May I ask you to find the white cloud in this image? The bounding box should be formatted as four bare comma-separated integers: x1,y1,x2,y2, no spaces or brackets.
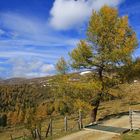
0,13,79,79
0,37,79,48
50,0,90,30
0,12,79,46
0,67,6,72
0,29,5,35
0,51,56,59
0,13,42,36
41,64,55,73
8,57,55,78
49,0,124,30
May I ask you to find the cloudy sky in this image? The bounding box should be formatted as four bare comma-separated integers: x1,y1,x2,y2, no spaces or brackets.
0,0,140,78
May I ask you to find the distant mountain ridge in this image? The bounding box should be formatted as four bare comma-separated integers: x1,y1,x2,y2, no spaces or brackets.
0,77,27,85
0,70,93,85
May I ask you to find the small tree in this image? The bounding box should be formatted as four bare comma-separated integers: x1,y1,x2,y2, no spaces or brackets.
69,6,138,123
56,57,68,74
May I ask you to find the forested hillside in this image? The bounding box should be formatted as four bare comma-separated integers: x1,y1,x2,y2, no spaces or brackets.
0,70,122,126
0,73,94,125
0,69,137,127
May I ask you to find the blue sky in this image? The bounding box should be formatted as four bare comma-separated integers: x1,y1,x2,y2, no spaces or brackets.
0,0,140,79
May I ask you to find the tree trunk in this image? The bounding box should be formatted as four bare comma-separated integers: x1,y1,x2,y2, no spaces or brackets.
90,67,103,123
90,102,100,123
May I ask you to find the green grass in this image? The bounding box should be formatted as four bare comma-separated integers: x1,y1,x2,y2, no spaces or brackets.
121,131,140,140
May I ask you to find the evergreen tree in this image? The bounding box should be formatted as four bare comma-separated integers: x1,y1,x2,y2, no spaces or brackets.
56,57,68,74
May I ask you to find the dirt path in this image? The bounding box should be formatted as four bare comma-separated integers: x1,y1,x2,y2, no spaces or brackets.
57,115,130,140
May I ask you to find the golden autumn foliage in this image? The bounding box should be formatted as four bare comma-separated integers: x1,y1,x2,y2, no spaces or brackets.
70,6,138,93
56,57,68,74
69,6,138,122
